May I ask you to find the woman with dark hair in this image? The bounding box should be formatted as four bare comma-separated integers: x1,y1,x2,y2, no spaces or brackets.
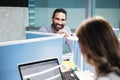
75,16,120,80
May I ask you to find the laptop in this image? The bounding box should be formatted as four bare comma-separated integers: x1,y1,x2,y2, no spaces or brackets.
18,58,79,80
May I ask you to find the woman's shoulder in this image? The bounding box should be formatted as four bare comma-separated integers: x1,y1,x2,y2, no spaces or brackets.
97,72,120,80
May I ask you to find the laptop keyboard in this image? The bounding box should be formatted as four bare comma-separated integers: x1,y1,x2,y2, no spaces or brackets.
62,69,79,80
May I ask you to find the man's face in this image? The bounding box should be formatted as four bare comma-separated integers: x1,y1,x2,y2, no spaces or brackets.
52,12,66,31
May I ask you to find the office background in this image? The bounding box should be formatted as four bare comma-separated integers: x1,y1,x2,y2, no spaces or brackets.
0,0,120,80
0,0,120,42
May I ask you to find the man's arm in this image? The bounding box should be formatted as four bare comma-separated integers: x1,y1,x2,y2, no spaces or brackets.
57,29,71,37
57,26,73,37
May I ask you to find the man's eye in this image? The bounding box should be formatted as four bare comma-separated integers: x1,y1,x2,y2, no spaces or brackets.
55,18,59,20
61,19,65,21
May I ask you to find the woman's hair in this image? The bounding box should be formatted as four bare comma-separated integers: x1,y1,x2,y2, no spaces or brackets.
76,16,120,76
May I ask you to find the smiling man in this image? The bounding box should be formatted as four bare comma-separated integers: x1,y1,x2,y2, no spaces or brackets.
39,8,73,54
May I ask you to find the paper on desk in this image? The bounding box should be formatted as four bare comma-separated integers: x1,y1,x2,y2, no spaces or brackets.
75,70,95,80
62,61,76,69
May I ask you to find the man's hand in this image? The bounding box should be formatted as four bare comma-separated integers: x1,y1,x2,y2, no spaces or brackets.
57,29,71,37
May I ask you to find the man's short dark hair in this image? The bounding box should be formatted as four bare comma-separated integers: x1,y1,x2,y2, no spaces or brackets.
52,8,67,19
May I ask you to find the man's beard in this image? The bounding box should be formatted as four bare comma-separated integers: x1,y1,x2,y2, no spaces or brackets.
52,23,64,31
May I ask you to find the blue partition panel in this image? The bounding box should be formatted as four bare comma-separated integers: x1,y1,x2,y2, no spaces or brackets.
72,37,94,72
0,33,63,80
26,33,54,39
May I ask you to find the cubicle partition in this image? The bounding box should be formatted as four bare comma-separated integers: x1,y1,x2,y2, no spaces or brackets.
72,38,94,72
0,32,63,80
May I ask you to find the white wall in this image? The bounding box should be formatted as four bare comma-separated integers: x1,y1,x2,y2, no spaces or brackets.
0,7,28,42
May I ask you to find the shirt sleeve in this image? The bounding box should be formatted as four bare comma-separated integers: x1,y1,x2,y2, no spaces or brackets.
39,26,53,33
39,27,48,32
97,76,111,80
64,26,73,35
64,26,73,53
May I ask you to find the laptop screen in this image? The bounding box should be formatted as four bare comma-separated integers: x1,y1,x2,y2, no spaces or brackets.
18,58,63,80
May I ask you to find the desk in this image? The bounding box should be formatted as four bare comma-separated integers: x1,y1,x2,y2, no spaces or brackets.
61,61,95,80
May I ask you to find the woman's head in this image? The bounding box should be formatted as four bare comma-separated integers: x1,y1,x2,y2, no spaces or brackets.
76,16,120,76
